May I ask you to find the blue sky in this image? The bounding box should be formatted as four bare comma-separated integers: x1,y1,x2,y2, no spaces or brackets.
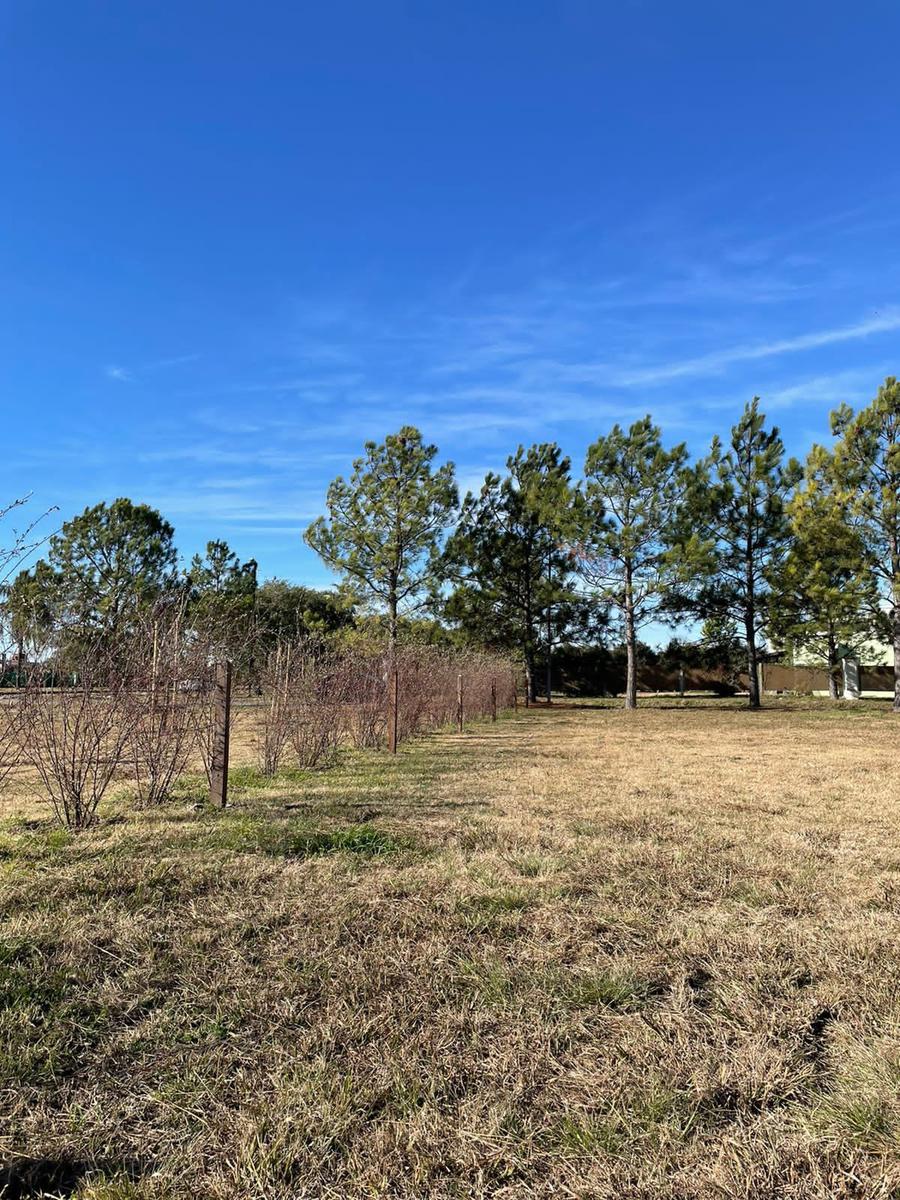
3,1,900,588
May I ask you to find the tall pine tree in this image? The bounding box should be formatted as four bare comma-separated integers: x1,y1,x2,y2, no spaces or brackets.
441,443,588,702
677,400,799,708
768,444,879,697
578,417,693,709
830,376,900,711
305,427,457,659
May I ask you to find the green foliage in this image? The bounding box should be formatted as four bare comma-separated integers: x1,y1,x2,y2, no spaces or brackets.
186,539,258,665
17,499,179,657
561,969,649,1011
674,399,800,707
340,612,462,651
579,417,693,707
442,443,596,696
696,617,746,688
188,539,257,599
830,376,900,708
2,560,59,661
305,426,457,648
255,578,355,646
768,444,880,693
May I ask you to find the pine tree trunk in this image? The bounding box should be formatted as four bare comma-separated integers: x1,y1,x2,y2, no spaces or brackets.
745,539,760,708
545,553,553,704
624,629,637,709
624,564,637,710
745,611,760,709
387,574,399,664
827,634,842,700
524,654,535,706
892,582,900,714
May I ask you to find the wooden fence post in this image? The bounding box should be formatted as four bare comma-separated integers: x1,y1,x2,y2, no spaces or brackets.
456,673,463,733
490,678,497,722
209,661,232,809
387,664,399,754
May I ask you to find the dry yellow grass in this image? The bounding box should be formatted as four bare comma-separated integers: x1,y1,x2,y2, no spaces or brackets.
2,698,899,1198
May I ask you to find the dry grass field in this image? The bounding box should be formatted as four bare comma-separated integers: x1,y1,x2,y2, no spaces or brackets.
2,698,900,1199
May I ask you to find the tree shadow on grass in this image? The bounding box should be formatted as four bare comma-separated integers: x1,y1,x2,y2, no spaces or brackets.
0,1157,143,1198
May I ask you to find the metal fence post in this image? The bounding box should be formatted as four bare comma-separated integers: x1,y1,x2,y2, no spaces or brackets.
210,661,232,809
456,673,463,733
490,678,497,722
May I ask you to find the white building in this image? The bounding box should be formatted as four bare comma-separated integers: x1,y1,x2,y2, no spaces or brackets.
792,637,894,699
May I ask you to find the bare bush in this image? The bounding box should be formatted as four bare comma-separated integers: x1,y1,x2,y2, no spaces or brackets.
259,641,296,775
258,638,347,772
22,652,136,829
193,668,222,789
255,638,518,769
0,695,23,796
289,640,344,769
337,646,386,749
124,617,204,805
392,645,517,739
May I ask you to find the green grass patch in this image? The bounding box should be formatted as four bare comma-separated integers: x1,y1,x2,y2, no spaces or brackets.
558,968,651,1012
811,1095,899,1152
217,816,410,859
545,1086,696,1159
458,889,534,915
0,937,66,1014
548,1114,626,1156
0,936,111,1085
0,824,72,862
228,764,317,791
455,957,514,1006
507,852,557,878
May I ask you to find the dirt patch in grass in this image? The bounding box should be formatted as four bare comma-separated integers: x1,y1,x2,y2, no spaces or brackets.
1,698,899,1197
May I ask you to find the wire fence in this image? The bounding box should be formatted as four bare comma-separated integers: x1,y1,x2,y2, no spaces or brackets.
0,630,520,828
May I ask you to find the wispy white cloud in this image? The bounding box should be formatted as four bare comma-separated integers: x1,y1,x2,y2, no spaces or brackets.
615,309,900,387
141,485,321,524
103,353,199,383
760,367,885,412
105,364,132,382
47,185,900,593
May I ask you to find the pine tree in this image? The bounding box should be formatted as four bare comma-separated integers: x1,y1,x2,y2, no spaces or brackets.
830,377,900,711
37,499,178,657
677,399,800,709
187,539,259,671
305,427,457,659
578,417,693,709
768,445,879,697
441,443,588,702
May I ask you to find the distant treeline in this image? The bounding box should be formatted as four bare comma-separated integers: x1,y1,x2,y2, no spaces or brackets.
2,375,899,710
